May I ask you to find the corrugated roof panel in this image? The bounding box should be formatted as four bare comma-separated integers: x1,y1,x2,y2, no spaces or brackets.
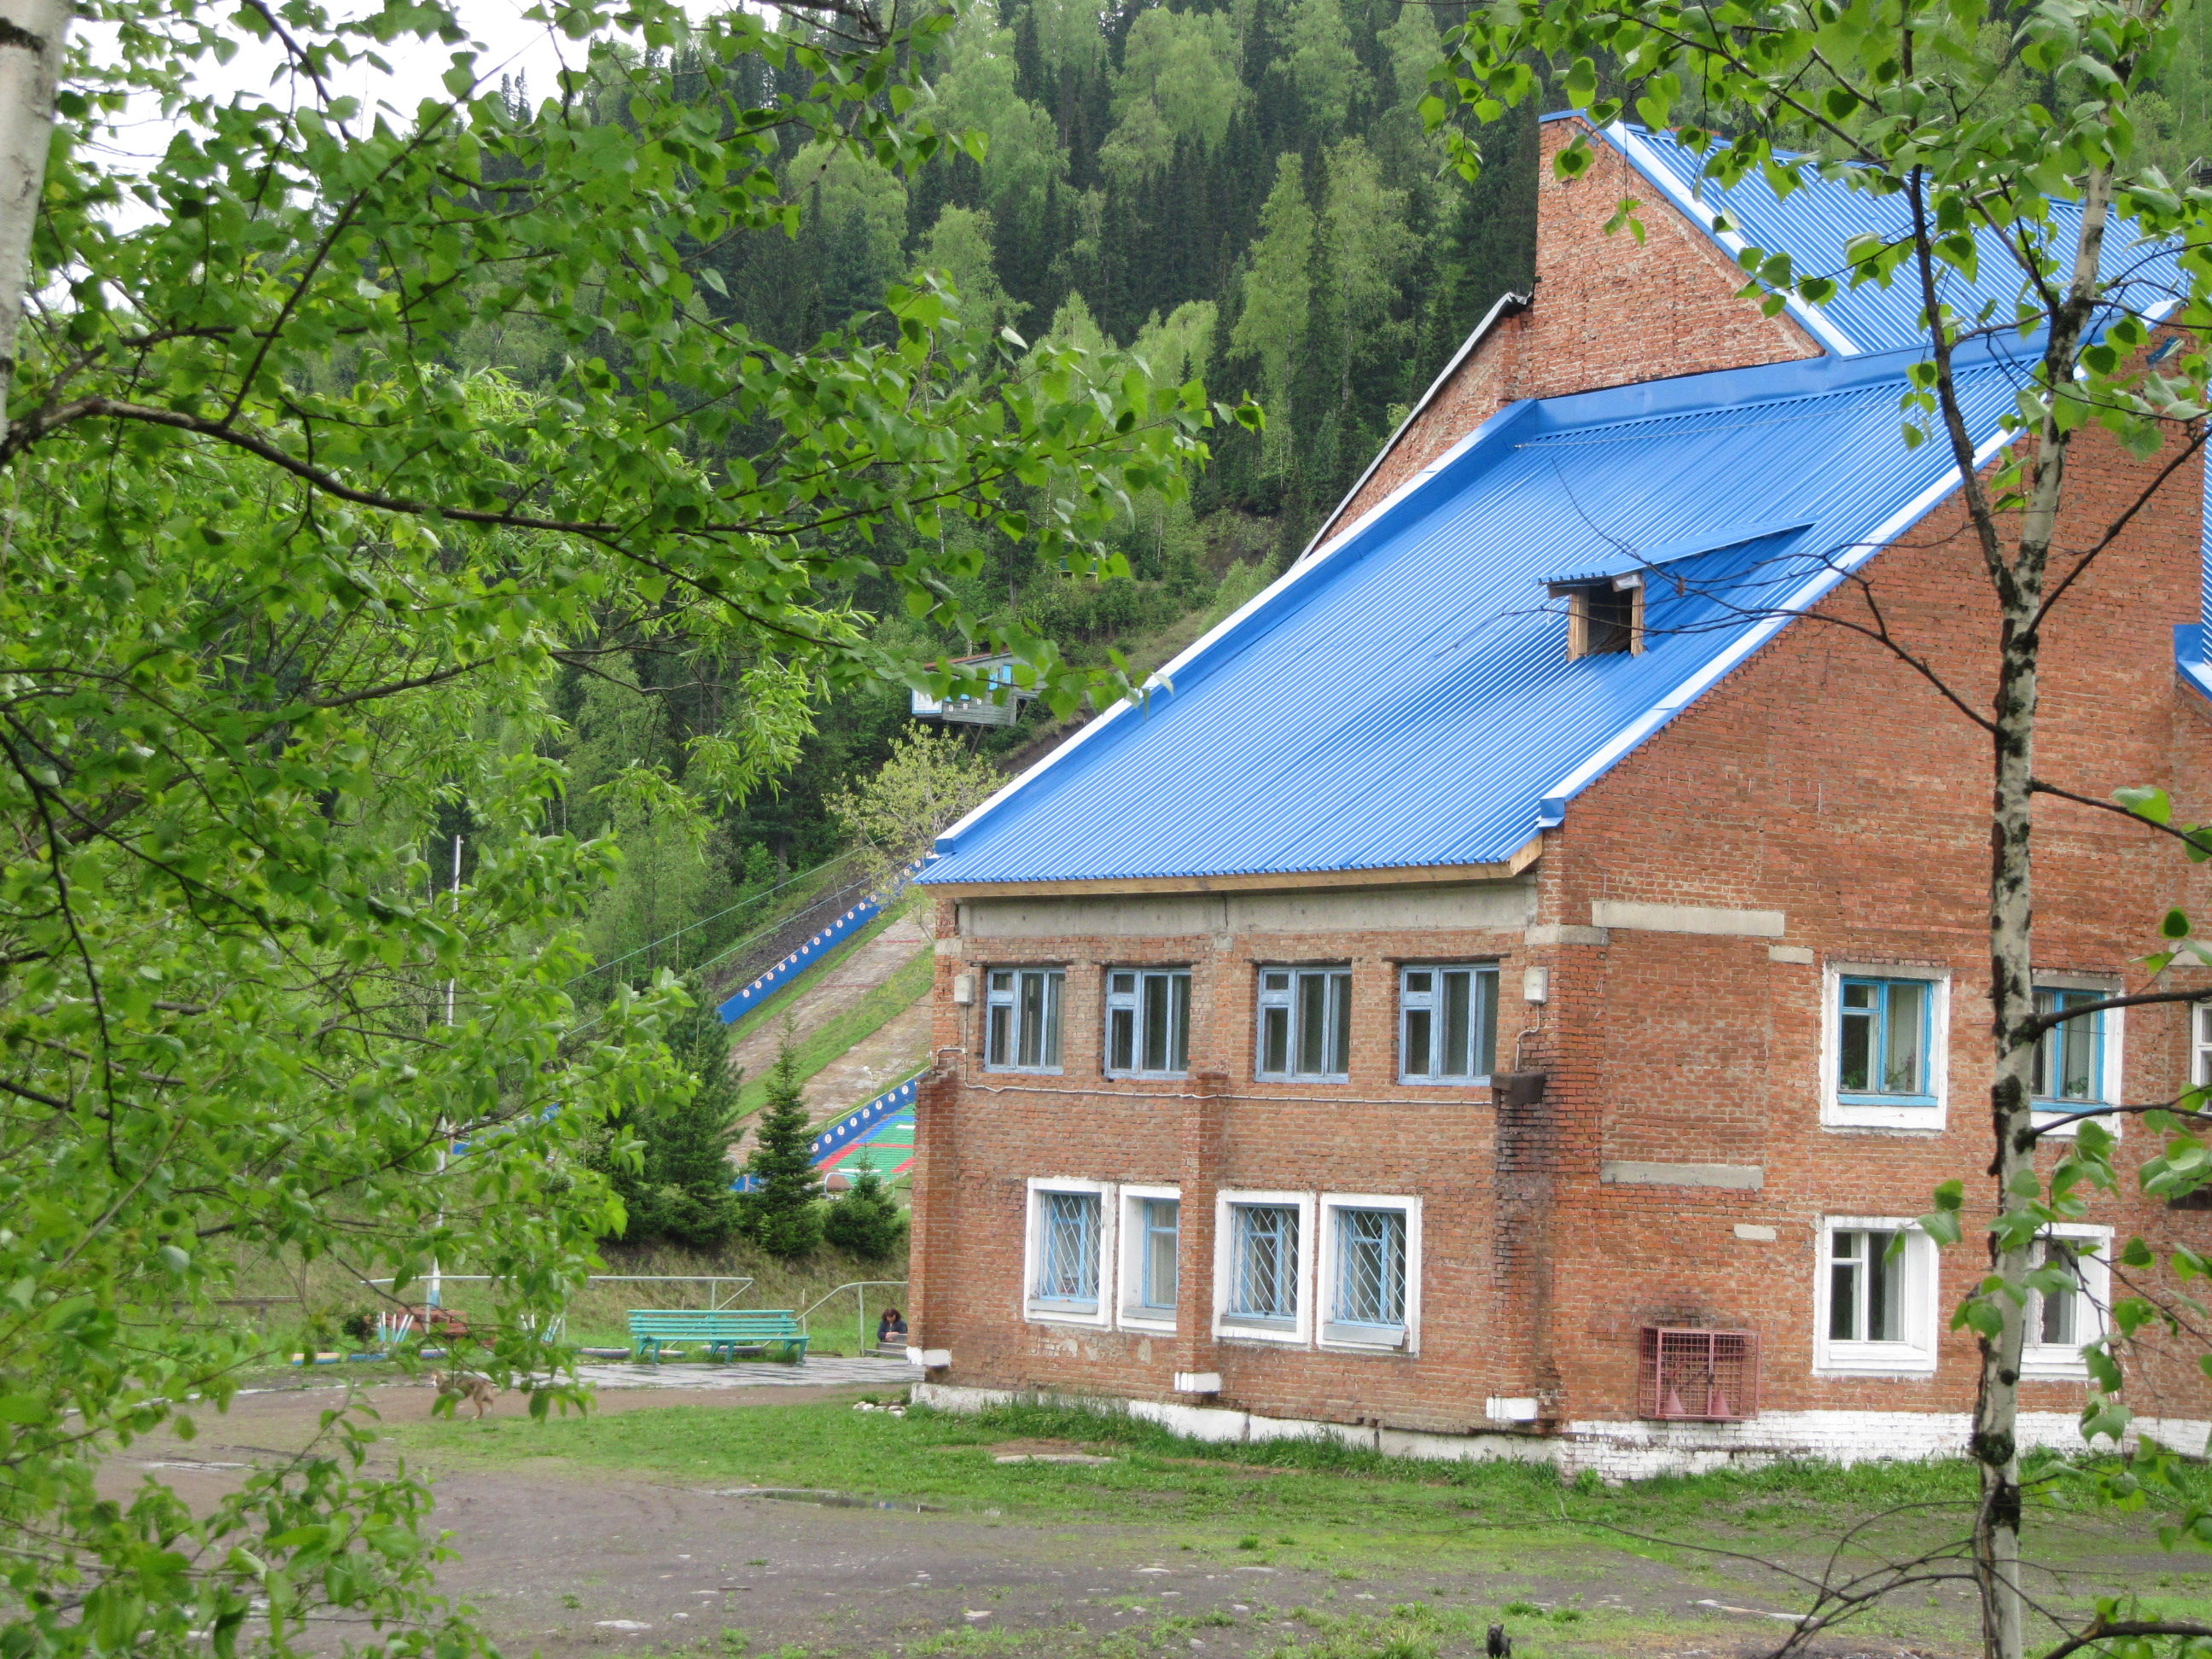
1609,123,2189,356
921,344,2026,888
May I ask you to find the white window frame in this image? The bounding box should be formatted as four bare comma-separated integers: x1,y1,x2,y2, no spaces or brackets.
2021,1223,2112,1382
1255,966,1353,1083
2194,1001,2212,1089
986,966,1067,1074
2029,974,2123,1141
1820,961,1950,1132
1317,1194,1421,1354
1397,964,1499,1085
1115,1184,1181,1332
1813,1216,1941,1376
1105,967,1192,1080
1023,1178,1115,1327
1212,1190,1315,1346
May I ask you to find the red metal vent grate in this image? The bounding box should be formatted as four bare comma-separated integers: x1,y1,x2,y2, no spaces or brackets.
1638,1327,1759,1421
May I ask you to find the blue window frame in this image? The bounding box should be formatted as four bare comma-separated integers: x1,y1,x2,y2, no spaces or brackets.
1838,976,1936,1104
1138,1197,1179,1312
2032,988,2106,1105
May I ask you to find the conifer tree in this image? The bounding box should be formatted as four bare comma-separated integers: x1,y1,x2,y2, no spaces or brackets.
739,1039,824,1259
823,1168,907,1260
595,999,745,1250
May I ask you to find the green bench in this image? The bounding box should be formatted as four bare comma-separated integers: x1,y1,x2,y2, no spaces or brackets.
627,1308,810,1365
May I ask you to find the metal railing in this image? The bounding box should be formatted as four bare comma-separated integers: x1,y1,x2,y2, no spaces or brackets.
361,1273,758,1346
797,1280,909,1356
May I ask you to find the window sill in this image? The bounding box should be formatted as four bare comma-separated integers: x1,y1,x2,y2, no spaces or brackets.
1026,1300,1105,1326
1119,1307,1177,1332
1824,1101,1945,1132
1254,1076,1352,1086
1319,1322,1409,1351
1837,1093,1939,1109
2020,1348,2093,1382
2029,1105,2112,1140
1217,1314,1302,1344
1813,1345,1938,1378
1397,1076,1493,1088
989,1067,1068,1077
1106,1072,1190,1083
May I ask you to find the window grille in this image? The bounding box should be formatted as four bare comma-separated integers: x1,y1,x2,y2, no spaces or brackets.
1227,1203,1299,1323
1638,1327,1759,1421
1332,1208,1406,1330
2031,988,2104,1104
987,967,1064,1072
1108,969,1191,1077
1036,1190,1099,1305
1257,968,1351,1081
1837,977,1933,1101
1400,965,1499,1081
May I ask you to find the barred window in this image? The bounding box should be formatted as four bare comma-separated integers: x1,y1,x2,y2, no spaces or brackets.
1226,1203,1300,1324
1331,1208,1406,1330
1035,1190,1100,1307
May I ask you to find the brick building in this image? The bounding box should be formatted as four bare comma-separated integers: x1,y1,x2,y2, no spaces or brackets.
902,117,2212,1476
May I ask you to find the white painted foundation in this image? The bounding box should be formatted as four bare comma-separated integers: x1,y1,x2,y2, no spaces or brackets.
911,1382,2210,1481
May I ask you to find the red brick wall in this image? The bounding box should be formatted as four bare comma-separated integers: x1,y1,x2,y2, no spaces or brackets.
911,411,2212,1447
1537,411,2212,1429
1331,119,1821,540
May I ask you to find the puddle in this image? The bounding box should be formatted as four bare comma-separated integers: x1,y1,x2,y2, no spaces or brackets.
701,1487,942,1513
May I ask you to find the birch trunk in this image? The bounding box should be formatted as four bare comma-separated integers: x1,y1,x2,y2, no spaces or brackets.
0,0,67,416
1969,166,2113,1659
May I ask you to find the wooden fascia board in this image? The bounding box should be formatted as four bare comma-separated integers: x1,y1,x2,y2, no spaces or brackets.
928,838,1544,901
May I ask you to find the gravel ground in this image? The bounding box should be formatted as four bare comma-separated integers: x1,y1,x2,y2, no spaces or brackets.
106,1377,1988,1659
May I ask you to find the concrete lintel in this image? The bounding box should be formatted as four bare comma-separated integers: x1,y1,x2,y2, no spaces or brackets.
1526,923,1609,946
1733,1224,1779,1242
1590,899,1786,939
1600,1160,1766,1190
1173,1371,1222,1394
1767,945,1816,964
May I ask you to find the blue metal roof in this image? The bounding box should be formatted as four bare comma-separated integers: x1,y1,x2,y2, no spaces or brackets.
923,340,2031,888
1596,121,2189,357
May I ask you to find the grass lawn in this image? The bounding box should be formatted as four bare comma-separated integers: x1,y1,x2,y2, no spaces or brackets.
387,1394,2212,1654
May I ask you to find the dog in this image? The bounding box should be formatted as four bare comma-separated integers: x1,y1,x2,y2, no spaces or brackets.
430,1370,498,1419
1486,1624,1511,1659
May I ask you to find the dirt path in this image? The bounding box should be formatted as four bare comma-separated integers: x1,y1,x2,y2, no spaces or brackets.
111,1385,1970,1659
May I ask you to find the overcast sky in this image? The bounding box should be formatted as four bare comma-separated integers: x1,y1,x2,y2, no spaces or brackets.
86,1,714,173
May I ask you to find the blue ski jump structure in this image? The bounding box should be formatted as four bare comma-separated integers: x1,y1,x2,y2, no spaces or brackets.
718,863,928,1188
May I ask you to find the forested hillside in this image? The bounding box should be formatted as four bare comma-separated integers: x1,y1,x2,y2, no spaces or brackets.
545,0,2212,987
533,0,1540,950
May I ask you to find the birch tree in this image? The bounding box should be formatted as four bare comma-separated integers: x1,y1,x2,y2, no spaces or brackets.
1433,4,2212,1656
0,1,1231,1652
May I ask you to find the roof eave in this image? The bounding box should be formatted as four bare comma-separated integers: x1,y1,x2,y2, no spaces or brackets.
928,840,1545,900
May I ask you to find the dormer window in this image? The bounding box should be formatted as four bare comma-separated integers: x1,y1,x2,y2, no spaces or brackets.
1553,577,1645,660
